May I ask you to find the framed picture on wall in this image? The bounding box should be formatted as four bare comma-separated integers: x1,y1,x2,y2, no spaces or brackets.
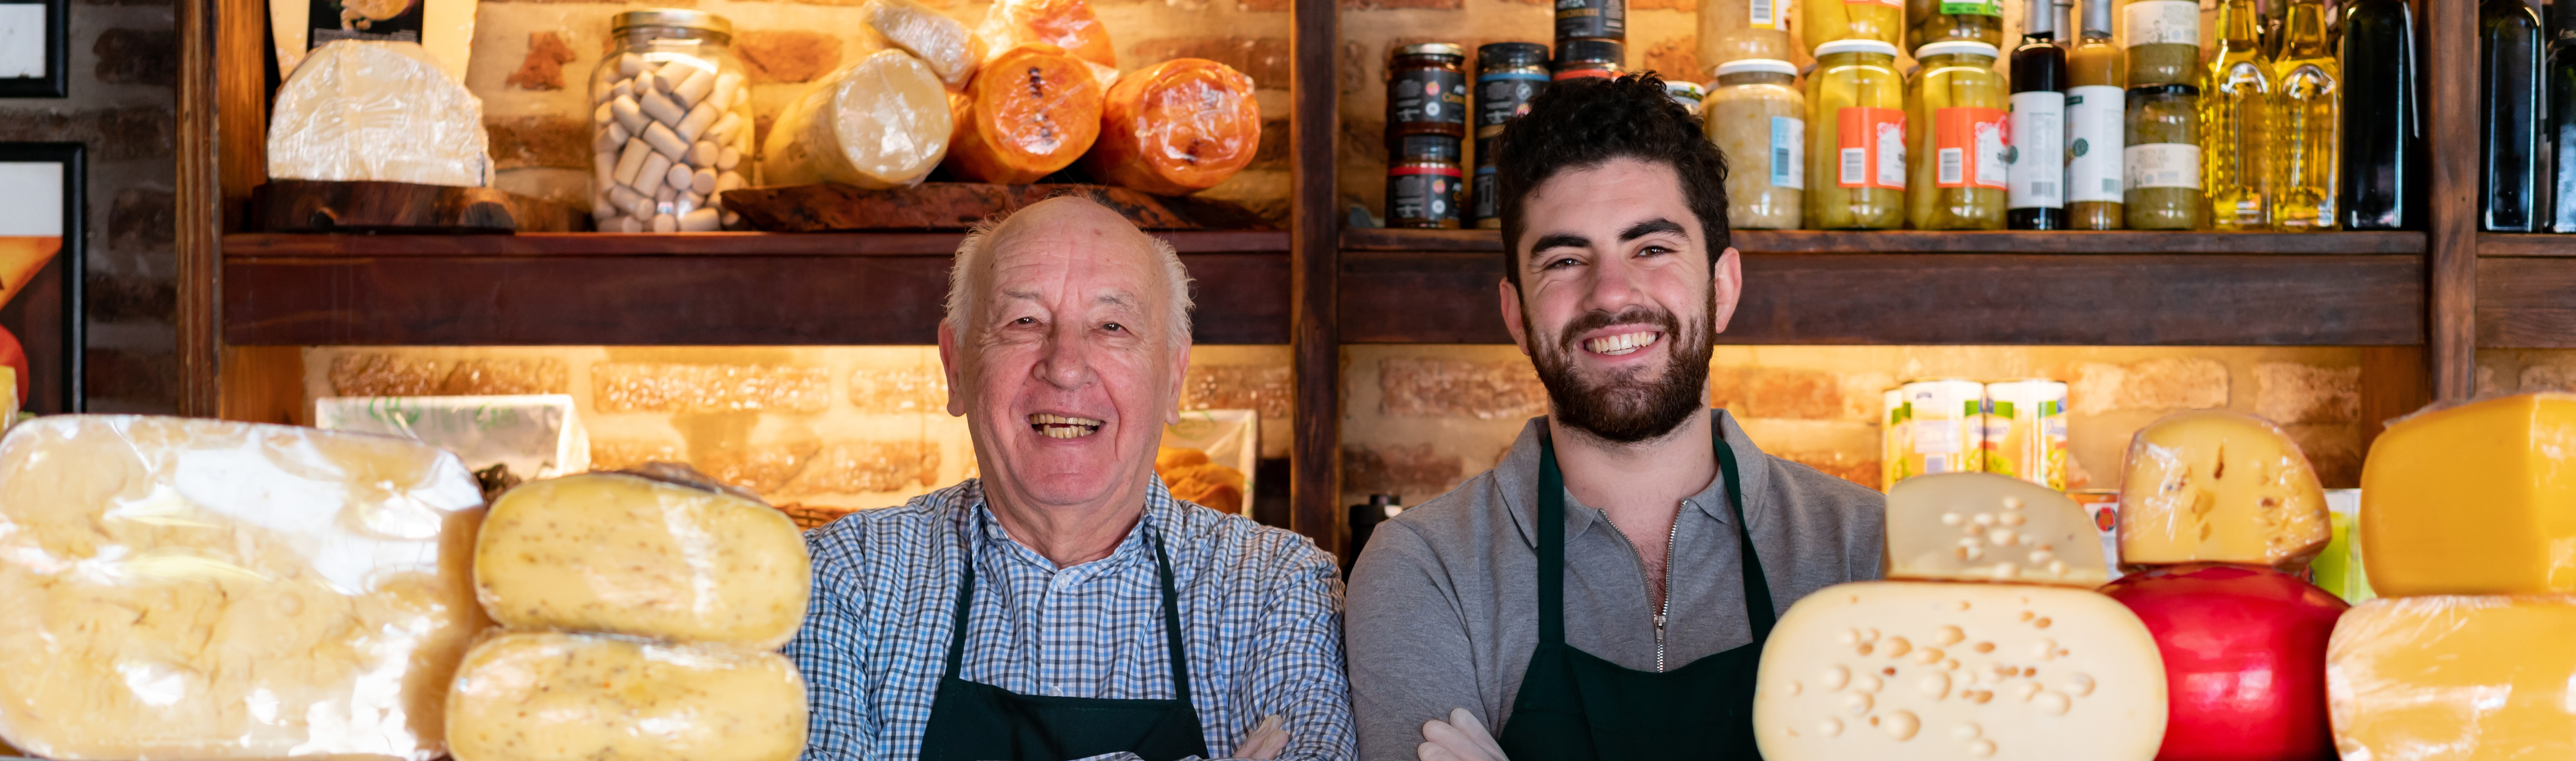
0,0,66,98
0,142,85,414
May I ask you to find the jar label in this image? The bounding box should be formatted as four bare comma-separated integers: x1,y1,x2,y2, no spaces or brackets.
1390,165,1466,224
1476,72,1549,129
1390,68,1469,127
1935,106,2007,190
2124,142,2202,190
1750,0,1786,29
1555,0,1626,40
1838,106,1907,190
1937,0,2001,16
2123,0,2200,46
1472,165,1501,222
2007,92,2065,208
2064,85,2126,203
1771,116,1806,190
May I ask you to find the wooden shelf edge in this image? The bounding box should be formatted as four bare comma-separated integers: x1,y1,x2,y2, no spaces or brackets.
2476,232,2576,257
224,229,1292,258
1343,227,2428,255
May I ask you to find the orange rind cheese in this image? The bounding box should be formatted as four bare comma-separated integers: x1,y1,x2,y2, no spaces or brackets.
944,43,1104,184
975,0,1115,74
2358,393,2576,596
2326,595,2576,761
2116,410,2330,571
1078,58,1263,196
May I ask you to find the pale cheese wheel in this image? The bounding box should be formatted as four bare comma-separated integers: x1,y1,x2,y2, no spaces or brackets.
1885,473,2108,588
475,471,810,648
869,0,983,88
2116,410,2329,570
445,632,808,761
268,40,492,187
1077,57,1262,195
760,50,954,190
0,415,488,761
943,43,1104,184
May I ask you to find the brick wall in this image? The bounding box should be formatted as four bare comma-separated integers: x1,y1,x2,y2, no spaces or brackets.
0,0,178,412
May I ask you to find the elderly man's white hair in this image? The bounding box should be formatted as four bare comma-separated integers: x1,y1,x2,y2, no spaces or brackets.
941,202,1195,348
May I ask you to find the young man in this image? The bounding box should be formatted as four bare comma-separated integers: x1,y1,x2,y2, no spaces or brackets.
1343,75,1886,760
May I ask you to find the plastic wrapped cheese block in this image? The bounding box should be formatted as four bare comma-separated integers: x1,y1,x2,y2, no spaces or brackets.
446,632,808,761
943,43,1104,184
0,416,487,761
2116,411,2330,570
1753,581,2168,761
868,0,982,88
268,40,492,187
475,470,810,648
2358,393,2576,596
975,0,1115,76
761,50,954,190
1885,473,2107,587
2325,595,2576,761
314,395,590,483
1076,58,1263,196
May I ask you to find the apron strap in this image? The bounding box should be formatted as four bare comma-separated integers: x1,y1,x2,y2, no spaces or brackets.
942,530,977,682
1535,430,1567,648
1150,536,1193,705
1712,431,1775,638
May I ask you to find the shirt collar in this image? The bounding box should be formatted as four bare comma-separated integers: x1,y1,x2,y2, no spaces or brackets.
966,477,1181,577
1494,408,1772,549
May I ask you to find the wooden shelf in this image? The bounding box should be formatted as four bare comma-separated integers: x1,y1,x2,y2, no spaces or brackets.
222,232,1292,346
2478,255,2576,348
2474,232,2576,258
1341,229,2427,346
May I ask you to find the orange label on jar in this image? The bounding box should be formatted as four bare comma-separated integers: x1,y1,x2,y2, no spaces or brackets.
1934,106,2008,190
1836,106,1907,190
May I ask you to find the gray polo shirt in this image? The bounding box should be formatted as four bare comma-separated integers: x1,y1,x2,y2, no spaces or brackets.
1342,410,1885,761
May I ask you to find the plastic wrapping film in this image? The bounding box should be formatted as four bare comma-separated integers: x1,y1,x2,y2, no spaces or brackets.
1884,473,2108,588
1752,581,2168,761
475,471,810,649
760,50,954,190
0,415,488,761
1076,58,1262,196
267,40,492,188
943,43,1105,184
2325,595,2576,761
313,394,591,484
2115,410,2329,571
2358,392,2576,596
974,0,1118,86
1158,409,1256,515
868,0,982,88
445,631,809,761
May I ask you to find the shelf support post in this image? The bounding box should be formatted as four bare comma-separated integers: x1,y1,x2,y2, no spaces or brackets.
2425,0,2478,399
1288,0,1344,558
175,0,221,416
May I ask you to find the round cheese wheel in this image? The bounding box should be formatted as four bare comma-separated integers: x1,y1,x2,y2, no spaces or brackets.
446,632,807,761
944,43,1105,184
1078,58,1262,195
975,0,1115,71
761,50,954,189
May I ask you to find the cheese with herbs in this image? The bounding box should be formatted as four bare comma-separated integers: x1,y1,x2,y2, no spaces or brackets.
475,471,810,648
445,632,807,761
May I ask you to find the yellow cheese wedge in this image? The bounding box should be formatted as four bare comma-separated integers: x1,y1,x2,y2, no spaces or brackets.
0,237,59,308
446,632,808,761
2116,411,2330,570
1886,473,2108,587
2357,393,2576,596
1754,581,2168,761
476,471,810,648
2326,595,2576,761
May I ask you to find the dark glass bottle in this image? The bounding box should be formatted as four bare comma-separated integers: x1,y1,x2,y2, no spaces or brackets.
2009,0,2068,229
2483,0,2545,232
2339,0,2422,230
2548,0,2576,231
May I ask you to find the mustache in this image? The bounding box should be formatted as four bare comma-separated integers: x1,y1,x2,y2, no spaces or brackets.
1554,306,1682,352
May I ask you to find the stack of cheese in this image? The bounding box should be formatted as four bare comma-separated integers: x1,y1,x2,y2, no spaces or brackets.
1754,473,2168,761
446,466,813,761
0,416,488,761
2330,393,2576,761
2101,411,2348,761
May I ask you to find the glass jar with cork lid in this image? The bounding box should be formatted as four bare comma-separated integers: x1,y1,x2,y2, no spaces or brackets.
589,9,754,233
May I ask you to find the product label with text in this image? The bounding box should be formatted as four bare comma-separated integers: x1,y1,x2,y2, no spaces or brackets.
1935,106,2008,190
1837,106,1907,189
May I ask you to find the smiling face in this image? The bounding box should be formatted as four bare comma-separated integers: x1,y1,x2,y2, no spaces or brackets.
939,198,1189,513
1502,157,1742,444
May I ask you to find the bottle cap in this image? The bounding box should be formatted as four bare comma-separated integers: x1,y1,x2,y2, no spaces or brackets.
1914,40,2002,60
1713,58,1798,77
1813,39,1901,58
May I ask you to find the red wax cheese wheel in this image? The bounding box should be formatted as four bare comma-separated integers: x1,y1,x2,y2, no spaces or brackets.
976,0,1114,71
945,43,1104,184
1077,58,1262,195
2100,564,2347,761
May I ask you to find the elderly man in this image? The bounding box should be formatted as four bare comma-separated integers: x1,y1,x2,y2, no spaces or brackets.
782,196,1354,761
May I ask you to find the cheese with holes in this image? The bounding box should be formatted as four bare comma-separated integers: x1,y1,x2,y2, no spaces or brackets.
476,472,810,648
2117,411,2330,570
0,415,486,761
942,43,1104,184
1887,473,2108,588
446,632,808,761
267,40,491,187
1077,58,1263,196
868,0,981,88
2358,393,2576,596
1754,581,2167,761
761,50,954,190
2325,595,2576,761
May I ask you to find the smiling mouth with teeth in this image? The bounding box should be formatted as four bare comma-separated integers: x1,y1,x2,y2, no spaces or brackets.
1028,413,1106,439
1582,330,1663,356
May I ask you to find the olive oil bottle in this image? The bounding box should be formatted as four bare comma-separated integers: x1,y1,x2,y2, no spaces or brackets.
2270,0,2339,230
2339,0,2422,230
2201,0,2274,230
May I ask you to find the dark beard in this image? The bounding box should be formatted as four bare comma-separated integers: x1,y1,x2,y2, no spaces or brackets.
1528,299,1715,444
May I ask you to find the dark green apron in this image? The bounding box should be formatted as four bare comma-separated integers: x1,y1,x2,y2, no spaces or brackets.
917,529,1212,761
1493,424,1775,761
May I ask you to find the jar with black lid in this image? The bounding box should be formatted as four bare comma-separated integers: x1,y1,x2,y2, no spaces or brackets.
1388,43,1470,141
1553,39,1625,81
1477,42,1551,140
1389,135,1464,229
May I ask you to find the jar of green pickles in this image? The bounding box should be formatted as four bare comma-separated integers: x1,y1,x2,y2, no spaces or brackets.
1803,0,1905,53
1907,0,2004,50
1906,40,2008,229
2124,83,2205,229
1806,39,1907,229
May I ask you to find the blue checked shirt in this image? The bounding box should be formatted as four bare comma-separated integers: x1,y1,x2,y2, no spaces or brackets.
783,478,1356,761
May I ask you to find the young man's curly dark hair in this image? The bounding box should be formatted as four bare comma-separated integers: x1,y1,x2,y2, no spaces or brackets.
1489,72,1732,289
